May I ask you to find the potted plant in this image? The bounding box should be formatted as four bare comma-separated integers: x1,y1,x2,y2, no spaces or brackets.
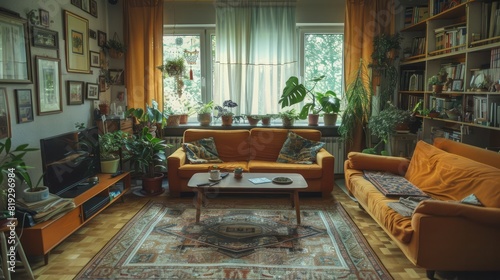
197,100,214,126
317,91,341,126
371,33,402,66
365,102,412,155
428,68,448,94
157,58,186,77
338,59,371,151
245,114,261,126
125,127,169,195
278,108,300,127
126,100,167,137
0,138,48,204
105,38,127,59
99,130,128,174
215,100,238,126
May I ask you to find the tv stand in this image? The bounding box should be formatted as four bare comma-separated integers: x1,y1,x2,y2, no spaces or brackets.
19,172,131,265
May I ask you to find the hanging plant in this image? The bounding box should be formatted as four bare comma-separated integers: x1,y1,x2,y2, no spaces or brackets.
157,58,186,77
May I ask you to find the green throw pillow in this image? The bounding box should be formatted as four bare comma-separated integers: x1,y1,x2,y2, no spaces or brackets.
182,137,223,164
277,131,325,164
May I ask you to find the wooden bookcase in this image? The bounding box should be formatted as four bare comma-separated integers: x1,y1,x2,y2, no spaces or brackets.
18,172,131,264
398,0,500,149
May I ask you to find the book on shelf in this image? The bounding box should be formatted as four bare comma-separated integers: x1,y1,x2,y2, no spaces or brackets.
404,6,429,27
473,96,488,120
434,24,466,53
401,70,424,91
491,48,500,68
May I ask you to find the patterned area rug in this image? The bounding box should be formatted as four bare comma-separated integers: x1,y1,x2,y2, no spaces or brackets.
76,201,391,279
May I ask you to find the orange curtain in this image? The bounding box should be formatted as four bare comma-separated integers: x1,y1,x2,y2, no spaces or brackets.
124,0,164,110
343,0,395,152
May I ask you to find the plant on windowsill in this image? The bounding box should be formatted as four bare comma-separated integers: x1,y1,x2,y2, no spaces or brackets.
278,108,300,127
126,100,167,137
364,101,412,155
196,101,215,126
215,100,238,126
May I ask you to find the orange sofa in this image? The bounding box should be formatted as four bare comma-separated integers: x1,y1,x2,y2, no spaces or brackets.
167,128,335,197
344,138,500,278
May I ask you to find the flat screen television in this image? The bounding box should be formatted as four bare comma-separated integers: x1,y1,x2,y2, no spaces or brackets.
40,127,101,197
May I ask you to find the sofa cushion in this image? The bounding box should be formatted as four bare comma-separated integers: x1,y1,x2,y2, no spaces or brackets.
405,141,500,207
182,137,223,164
183,129,250,162
249,128,321,161
277,131,324,164
363,171,428,197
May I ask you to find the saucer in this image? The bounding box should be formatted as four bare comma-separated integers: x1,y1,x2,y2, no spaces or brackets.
209,177,222,182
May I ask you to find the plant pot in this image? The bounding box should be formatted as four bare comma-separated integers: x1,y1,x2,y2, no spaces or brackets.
99,104,110,115
281,117,294,127
167,115,181,126
179,114,188,124
23,186,50,202
141,173,165,195
432,85,443,94
109,49,124,59
247,116,260,126
100,158,120,174
221,115,233,126
323,113,338,126
308,114,320,126
261,116,271,126
198,113,212,126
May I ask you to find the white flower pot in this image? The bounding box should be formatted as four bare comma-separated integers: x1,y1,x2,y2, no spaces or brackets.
23,186,50,202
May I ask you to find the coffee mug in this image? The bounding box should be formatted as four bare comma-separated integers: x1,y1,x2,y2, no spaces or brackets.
210,170,220,180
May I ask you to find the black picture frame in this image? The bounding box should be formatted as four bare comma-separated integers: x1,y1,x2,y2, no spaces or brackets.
109,69,124,85
71,0,82,8
32,26,58,49
86,83,99,100
15,89,34,123
39,9,49,27
90,51,100,67
90,0,98,18
98,30,107,47
67,80,84,105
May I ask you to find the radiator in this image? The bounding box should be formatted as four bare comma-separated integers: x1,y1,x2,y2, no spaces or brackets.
321,137,345,174
163,136,345,174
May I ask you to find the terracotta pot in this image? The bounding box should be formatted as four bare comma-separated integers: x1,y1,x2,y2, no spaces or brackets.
221,115,233,126
141,173,164,195
261,117,271,126
247,116,260,126
99,104,110,115
179,114,188,124
323,113,338,126
198,113,212,126
281,117,294,127
167,115,181,126
432,85,443,94
308,114,319,126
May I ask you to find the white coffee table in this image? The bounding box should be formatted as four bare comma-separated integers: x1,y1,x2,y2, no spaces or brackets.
187,172,308,224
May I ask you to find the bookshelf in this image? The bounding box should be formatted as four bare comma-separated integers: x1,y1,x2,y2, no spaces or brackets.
398,0,500,149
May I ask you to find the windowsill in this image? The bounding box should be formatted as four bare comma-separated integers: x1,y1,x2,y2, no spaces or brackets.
162,122,340,137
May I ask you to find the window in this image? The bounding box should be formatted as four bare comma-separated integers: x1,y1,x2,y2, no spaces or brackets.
162,26,344,120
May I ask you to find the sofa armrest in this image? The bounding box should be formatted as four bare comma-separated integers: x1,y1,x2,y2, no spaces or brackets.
167,147,186,197
345,152,410,175
317,148,334,196
413,200,500,228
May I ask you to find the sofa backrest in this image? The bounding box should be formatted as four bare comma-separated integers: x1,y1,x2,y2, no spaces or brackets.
433,138,500,169
183,129,250,162
405,141,500,207
249,128,321,161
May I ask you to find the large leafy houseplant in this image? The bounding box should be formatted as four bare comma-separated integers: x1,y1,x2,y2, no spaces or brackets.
126,100,167,136
279,76,339,120
125,127,169,179
99,130,129,161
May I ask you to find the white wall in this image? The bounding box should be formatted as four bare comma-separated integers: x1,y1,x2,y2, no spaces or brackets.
1,0,109,187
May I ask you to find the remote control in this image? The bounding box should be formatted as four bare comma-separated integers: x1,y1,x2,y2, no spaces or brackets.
221,172,229,178
197,183,210,187
111,170,123,178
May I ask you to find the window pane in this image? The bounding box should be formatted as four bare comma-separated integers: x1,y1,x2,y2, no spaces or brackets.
162,35,202,113
304,33,344,97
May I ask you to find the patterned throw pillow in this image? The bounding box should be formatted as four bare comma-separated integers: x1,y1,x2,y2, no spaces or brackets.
277,131,325,164
182,137,223,164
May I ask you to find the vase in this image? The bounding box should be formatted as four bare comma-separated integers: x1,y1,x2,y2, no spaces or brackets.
221,115,233,126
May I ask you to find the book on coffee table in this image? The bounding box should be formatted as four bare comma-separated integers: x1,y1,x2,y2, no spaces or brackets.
248,177,272,184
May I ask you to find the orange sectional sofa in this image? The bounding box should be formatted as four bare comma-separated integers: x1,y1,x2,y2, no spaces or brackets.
344,138,500,278
167,128,335,197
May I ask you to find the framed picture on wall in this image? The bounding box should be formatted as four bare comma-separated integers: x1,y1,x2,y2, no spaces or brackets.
0,88,11,139
109,69,124,85
97,30,107,47
86,83,99,100
32,26,58,49
98,75,107,92
36,56,62,115
67,81,84,105
90,51,100,67
64,10,90,73
71,0,82,8
90,0,98,18
15,89,34,123
0,13,31,83
39,9,50,27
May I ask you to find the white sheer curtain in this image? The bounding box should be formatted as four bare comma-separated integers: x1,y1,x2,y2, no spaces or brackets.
214,0,297,115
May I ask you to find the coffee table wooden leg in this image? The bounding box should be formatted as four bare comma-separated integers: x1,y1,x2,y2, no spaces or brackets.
294,190,301,224
290,193,294,208
196,189,203,223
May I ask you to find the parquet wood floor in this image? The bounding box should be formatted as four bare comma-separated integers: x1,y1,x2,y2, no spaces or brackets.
8,183,496,279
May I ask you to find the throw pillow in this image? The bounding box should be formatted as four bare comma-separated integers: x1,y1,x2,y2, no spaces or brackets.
182,137,223,164
460,193,483,206
277,131,325,164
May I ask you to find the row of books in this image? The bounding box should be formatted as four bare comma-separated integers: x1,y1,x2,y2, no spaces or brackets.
410,37,426,57
441,62,466,81
430,126,462,142
474,96,500,127
491,48,500,69
429,0,466,16
400,94,423,112
434,24,466,52
429,96,462,112
481,1,500,40
404,6,429,27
